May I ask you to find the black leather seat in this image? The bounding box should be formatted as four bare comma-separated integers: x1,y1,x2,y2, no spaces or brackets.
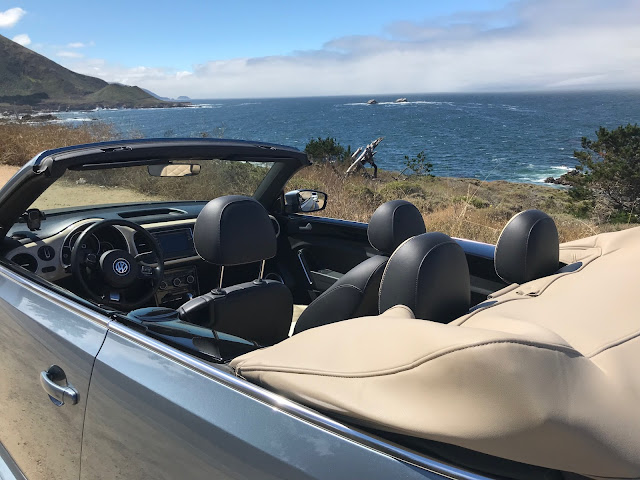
494,210,559,284
178,195,292,345
293,200,426,334
379,232,471,322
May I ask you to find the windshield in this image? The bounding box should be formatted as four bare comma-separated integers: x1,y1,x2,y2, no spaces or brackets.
30,159,274,211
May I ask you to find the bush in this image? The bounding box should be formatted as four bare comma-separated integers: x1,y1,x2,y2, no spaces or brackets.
304,137,347,163
401,150,433,177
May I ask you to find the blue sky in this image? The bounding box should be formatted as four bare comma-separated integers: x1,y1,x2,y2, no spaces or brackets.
1,0,639,98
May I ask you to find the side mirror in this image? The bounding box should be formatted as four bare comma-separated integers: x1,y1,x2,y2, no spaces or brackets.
284,189,328,214
148,164,201,177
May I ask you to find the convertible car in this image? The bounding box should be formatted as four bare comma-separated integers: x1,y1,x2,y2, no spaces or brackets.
0,138,638,480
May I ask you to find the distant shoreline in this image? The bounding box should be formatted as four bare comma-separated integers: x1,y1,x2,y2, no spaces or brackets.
0,101,190,116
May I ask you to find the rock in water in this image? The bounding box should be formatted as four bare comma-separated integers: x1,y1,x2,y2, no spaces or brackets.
367,99,377,104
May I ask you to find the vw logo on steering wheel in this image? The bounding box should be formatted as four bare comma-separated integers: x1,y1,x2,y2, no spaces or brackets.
113,258,130,276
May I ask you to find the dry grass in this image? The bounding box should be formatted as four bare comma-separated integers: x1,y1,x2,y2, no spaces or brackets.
0,122,114,166
287,163,633,243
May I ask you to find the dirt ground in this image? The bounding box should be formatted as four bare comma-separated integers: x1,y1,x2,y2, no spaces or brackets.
0,165,166,209
0,165,18,187
34,182,167,210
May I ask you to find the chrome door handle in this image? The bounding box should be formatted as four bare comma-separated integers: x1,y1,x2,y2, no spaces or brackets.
299,223,313,231
40,365,78,406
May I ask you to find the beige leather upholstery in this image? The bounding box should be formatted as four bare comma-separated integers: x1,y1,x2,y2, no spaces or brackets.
231,227,640,479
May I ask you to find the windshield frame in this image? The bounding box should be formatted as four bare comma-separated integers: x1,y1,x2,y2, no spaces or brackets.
0,138,310,238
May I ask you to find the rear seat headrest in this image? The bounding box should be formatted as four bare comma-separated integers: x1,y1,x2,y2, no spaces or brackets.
193,195,276,266
379,232,470,322
367,200,426,255
495,210,559,285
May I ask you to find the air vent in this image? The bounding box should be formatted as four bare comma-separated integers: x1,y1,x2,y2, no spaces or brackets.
133,231,151,254
11,253,38,273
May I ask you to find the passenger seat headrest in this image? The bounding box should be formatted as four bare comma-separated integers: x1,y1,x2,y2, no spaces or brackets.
495,210,559,285
379,232,470,322
194,195,277,266
367,200,426,255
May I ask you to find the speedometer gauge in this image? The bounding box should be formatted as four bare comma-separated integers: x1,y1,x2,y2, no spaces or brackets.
61,228,100,267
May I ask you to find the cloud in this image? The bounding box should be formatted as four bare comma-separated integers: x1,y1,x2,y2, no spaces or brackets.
59,0,640,98
67,41,94,48
0,7,26,28
57,51,84,58
12,33,30,46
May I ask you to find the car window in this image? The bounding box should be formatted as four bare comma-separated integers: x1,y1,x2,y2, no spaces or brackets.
30,159,274,211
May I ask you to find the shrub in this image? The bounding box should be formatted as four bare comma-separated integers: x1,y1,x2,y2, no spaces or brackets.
401,150,433,177
304,137,347,162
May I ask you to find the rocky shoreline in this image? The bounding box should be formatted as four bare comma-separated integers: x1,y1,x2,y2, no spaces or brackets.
1,100,190,116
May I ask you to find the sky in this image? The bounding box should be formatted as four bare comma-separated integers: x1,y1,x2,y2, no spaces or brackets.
1,0,639,99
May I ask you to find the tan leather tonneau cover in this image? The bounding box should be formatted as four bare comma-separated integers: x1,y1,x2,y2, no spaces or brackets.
231,227,640,479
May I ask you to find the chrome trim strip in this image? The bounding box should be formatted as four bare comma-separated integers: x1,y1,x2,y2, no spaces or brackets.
164,255,201,267
141,218,195,229
297,250,313,285
107,321,491,480
0,265,111,328
0,441,26,480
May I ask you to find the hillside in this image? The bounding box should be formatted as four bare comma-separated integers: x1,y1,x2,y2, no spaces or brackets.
0,34,187,111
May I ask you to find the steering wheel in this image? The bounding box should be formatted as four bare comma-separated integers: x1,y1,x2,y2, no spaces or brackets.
70,219,164,310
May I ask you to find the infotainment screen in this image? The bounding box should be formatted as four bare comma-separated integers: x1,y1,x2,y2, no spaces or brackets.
153,228,196,260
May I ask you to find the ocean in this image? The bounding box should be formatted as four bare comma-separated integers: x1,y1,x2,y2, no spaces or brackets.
56,91,640,184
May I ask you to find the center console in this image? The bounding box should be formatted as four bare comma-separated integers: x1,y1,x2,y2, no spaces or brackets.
148,227,200,308
156,265,199,308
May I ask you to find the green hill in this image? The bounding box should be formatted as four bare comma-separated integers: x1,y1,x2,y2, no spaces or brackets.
0,34,186,111
85,84,176,108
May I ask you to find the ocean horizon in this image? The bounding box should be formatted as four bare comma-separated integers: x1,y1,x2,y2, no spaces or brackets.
56,90,640,184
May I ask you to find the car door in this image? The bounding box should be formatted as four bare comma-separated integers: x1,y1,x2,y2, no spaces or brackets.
282,214,374,303
79,322,473,480
0,262,108,480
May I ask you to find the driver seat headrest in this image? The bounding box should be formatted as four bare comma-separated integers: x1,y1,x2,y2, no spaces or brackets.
193,195,276,266
494,210,559,285
367,200,426,255
379,232,470,323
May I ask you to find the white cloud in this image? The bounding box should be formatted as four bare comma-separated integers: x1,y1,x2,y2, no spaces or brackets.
12,33,30,46
0,7,26,28
67,41,94,48
58,0,640,98
57,51,84,58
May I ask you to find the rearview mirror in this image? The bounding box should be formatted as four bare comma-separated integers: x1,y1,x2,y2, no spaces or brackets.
148,164,201,177
284,189,328,213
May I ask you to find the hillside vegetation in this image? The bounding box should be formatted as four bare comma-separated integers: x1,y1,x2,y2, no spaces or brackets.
0,122,114,166
285,162,625,243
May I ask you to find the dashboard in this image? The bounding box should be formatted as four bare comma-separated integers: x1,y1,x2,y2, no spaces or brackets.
4,202,282,309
